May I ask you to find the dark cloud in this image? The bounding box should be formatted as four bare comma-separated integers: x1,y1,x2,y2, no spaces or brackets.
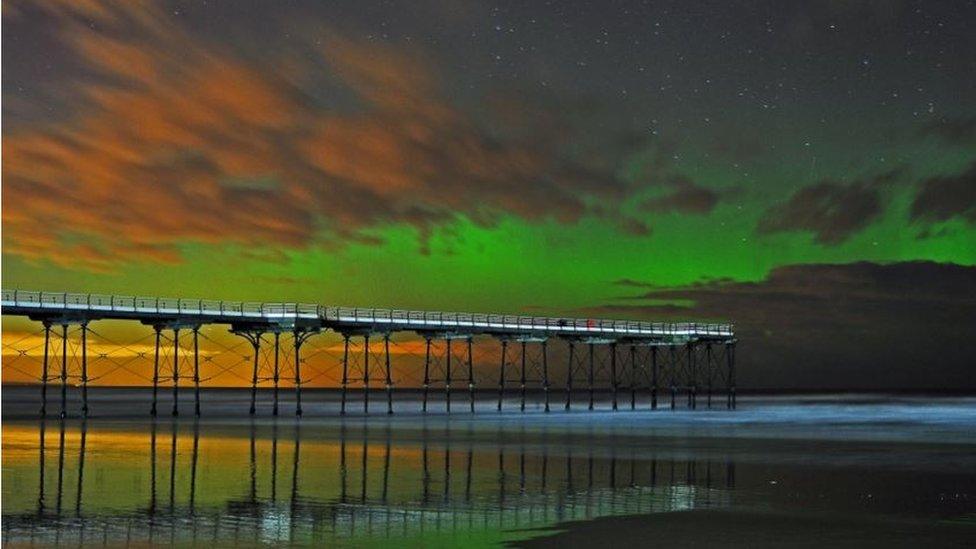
592,261,976,389
1,2,651,270
910,161,976,225
917,117,976,147
617,217,652,237
757,169,904,245
612,278,657,289
639,175,721,215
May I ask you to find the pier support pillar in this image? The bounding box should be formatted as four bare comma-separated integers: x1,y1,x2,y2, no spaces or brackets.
565,342,574,411
445,338,452,413
587,343,595,411
40,321,51,418
193,327,201,417
362,334,370,414
238,332,264,416
726,342,736,410
651,346,658,410
520,341,527,412
610,343,618,411
151,326,161,417
466,337,475,414
340,334,350,415
292,328,319,417
706,343,713,410
293,331,305,417
80,322,89,418
669,345,677,411
497,340,507,412
172,328,180,417
542,340,550,413
629,345,637,411
272,331,280,416
422,336,431,413
59,324,68,419
686,343,693,410
384,334,394,415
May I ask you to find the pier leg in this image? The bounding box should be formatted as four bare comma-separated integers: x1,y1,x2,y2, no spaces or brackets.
498,340,507,412
610,343,618,411
687,343,696,410
629,345,637,411
732,344,736,410
706,344,712,410
422,337,431,413
520,341,527,413
651,346,658,410
467,337,475,414
726,342,736,410
340,335,349,415
151,327,160,416
59,324,68,419
80,323,89,418
294,331,304,417
249,334,261,416
193,327,201,417
40,321,51,417
587,343,595,411
669,346,676,411
272,332,280,417
363,334,371,414
565,342,574,411
385,334,394,415
172,328,180,417
445,338,452,413
542,341,550,413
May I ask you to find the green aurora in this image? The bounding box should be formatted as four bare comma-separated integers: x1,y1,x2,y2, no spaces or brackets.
2,1,975,388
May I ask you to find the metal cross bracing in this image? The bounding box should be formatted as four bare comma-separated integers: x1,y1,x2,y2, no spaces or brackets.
334,330,398,416
563,338,621,411
4,332,738,418
412,332,477,414
496,336,551,413
2,288,737,417
229,326,322,417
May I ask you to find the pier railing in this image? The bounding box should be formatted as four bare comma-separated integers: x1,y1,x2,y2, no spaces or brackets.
1,289,733,338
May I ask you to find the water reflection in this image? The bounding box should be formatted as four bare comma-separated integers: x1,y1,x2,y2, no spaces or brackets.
3,420,735,546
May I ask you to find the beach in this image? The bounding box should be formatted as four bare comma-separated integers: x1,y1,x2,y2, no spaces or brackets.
2,387,975,547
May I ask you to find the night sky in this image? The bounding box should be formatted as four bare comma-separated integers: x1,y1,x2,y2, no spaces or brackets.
3,1,975,389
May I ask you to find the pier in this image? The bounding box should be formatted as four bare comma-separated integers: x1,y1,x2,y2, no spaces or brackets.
2,289,737,417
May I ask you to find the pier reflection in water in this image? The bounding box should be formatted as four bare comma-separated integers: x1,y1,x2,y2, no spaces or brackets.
2,420,735,546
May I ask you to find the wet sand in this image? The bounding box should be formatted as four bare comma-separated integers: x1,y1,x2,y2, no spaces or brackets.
2,386,975,547
513,509,976,548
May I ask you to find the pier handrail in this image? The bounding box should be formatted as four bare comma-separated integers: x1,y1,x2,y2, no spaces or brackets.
1,289,733,338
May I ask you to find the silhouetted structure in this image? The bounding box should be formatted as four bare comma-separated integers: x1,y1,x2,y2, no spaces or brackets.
2,290,736,417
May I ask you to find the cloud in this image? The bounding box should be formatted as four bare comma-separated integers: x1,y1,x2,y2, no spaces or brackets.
757,169,904,245
617,217,652,236
639,175,721,215
910,161,976,225
2,2,649,270
612,278,657,289
591,261,976,389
